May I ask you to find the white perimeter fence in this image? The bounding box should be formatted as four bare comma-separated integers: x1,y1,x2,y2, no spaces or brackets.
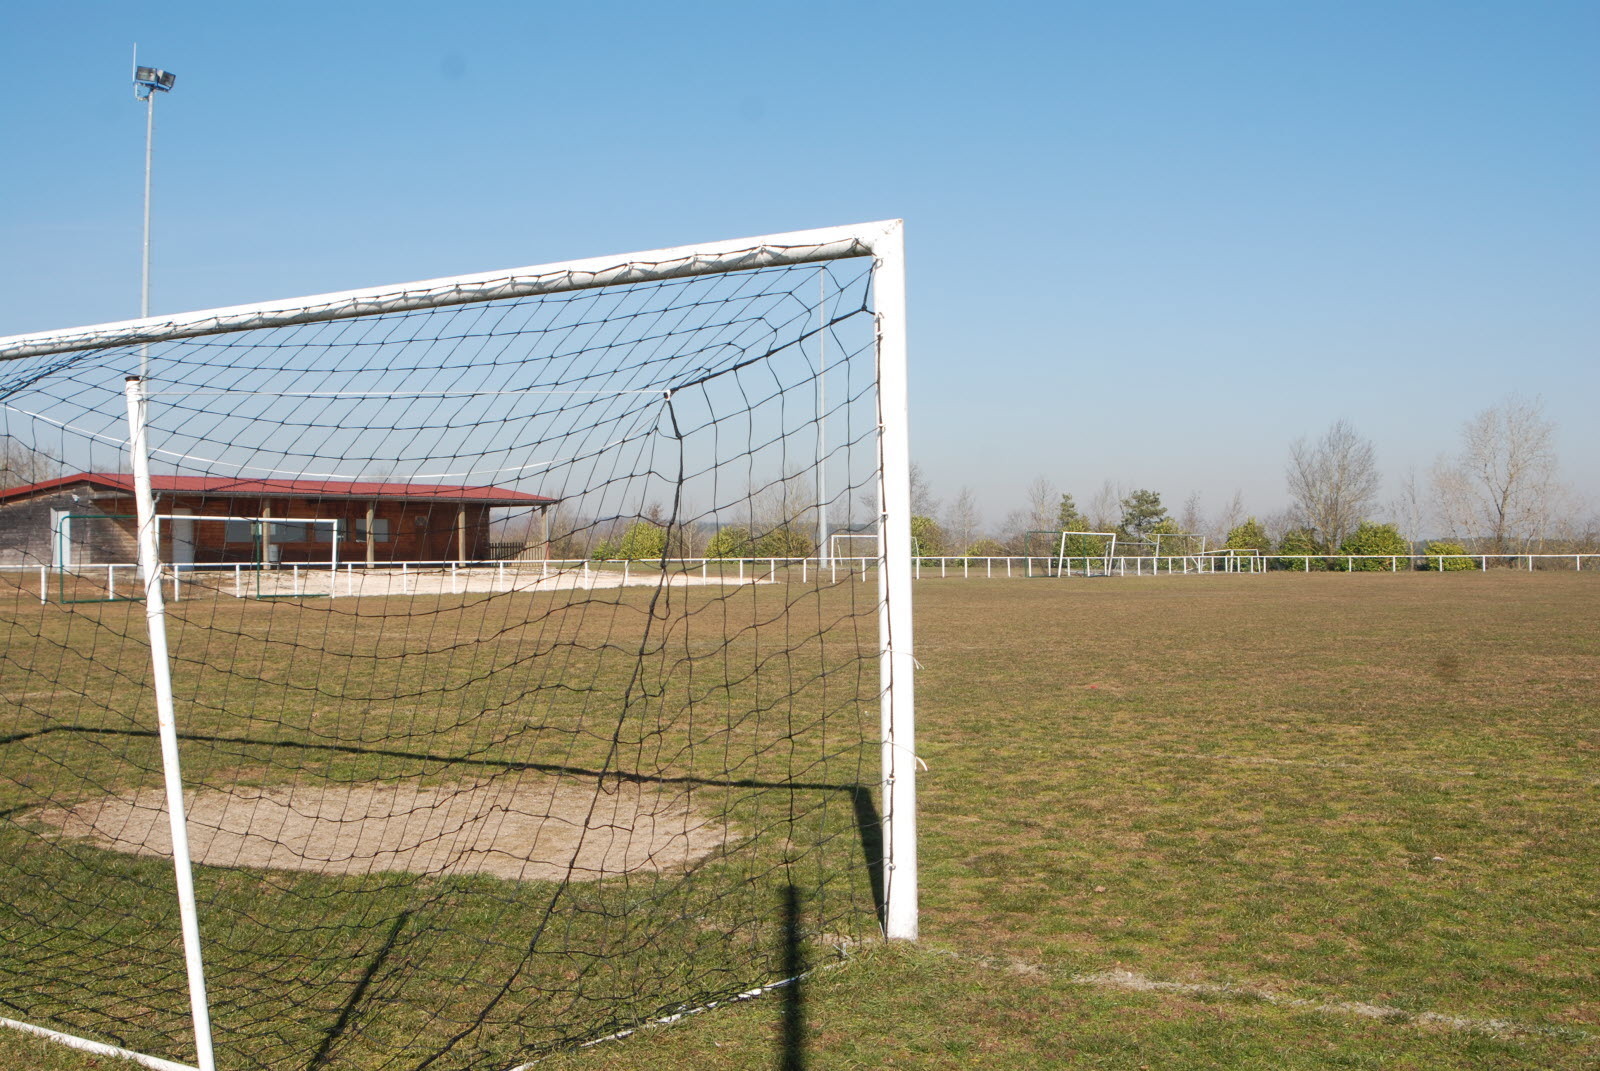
5,552,1598,604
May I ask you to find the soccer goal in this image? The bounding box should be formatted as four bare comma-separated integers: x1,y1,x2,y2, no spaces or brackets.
0,221,916,1071
1152,531,1206,557
48,512,141,602
1024,530,1117,576
829,530,882,561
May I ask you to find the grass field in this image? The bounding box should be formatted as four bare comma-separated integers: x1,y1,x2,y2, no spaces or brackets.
3,572,1597,1069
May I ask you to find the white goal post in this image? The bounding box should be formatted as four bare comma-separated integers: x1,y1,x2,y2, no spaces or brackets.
829,531,882,561
1152,531,1206,556
0,220,917,1070
154,515,341,598
1054,531,1117,576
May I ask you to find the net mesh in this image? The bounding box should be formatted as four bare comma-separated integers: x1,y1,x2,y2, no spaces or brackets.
0,254,888,1069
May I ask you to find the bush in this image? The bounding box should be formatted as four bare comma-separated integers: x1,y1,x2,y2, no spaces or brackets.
1275,527,1325,571
704,526,753,559
1225,517,1271,554
1059,533,1112,558
757,526,815,559
910,515,946,556
964,538,1007,558
615,521,667,561
1422,540,1477,571
1338,521,1411,572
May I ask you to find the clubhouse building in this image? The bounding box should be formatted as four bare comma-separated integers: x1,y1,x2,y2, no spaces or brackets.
0,473,556,568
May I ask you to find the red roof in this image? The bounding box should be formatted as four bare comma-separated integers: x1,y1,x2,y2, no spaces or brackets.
0,473,555,506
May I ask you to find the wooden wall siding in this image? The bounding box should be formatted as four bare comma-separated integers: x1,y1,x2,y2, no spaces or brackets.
0,484,138,567
1,488,500,566
135,496,497,563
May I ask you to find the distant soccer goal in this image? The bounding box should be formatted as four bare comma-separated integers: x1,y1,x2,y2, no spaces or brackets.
0,222,917,1071
1152,531,1206,557
830,530,882,561
1024,530,1117,576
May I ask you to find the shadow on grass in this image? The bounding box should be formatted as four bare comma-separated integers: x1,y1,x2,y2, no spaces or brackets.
780,883,807,1071
307,909,412,1070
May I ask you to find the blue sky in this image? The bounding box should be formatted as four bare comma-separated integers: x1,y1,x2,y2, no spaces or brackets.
3,2,1595,532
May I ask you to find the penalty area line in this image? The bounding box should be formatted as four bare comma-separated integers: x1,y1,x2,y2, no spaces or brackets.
935,950,1593,1042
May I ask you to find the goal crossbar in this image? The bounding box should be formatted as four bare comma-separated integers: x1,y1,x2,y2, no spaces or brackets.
0,221,903,361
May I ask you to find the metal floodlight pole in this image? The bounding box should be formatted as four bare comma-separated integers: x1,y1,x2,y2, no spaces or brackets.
133,47,176,379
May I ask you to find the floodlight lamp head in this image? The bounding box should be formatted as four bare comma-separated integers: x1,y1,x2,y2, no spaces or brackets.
133,65,176,99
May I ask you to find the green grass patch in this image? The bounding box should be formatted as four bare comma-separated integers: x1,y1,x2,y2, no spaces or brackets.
3,572,1597,1068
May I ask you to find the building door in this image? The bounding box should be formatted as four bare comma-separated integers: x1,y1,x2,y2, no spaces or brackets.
50,510,70,568
171,510,195,568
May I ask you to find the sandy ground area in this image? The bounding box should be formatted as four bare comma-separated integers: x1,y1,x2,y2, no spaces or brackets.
31,773,730,882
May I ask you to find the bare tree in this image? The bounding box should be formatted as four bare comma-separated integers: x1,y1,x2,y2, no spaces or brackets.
1022,476,1058,532
1285,419,1381,550
1177,491,1206,540
1262,508,1298,546
1216,489,1246,542
1431,394,1560,553
1087,480,1121,532
909,462,939,518
0,436,58,490
944,486,982,555
996,476,1057,553
1388,465,1428,546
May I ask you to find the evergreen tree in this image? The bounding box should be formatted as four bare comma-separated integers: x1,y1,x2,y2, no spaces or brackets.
1057,493,1087,531
1118,488,1168,539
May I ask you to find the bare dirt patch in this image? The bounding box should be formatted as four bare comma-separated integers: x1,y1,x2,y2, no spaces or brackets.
31,773,731,882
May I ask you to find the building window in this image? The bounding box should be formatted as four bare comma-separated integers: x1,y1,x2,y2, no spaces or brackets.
224,519,254,543
270,521,308,542
354,517,390,543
